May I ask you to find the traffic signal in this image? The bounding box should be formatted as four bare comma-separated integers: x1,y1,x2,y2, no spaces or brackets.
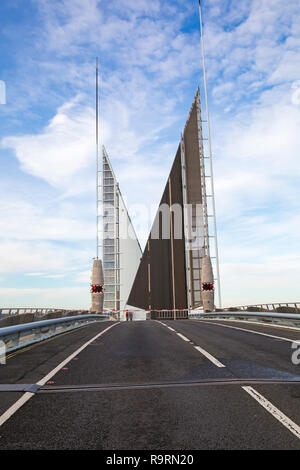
202,282,214,291
90,284,104,293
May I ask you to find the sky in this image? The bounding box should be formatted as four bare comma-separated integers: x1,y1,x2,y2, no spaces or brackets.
0,0,299,309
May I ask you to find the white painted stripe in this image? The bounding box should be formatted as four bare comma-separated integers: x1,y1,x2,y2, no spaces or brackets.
196,320,297,343
243,386,300,440
0,392,35,427
159,321,225,367
199,318,300,333
194,345,226,368
0,322,119,427
156,321,174,331
177,333,190,342
37,323,118,386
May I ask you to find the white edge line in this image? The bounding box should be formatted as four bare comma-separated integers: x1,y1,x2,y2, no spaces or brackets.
0,322,119,427
196,318,300,333
196,320,296,343
194,345,226,368
243,386,300,440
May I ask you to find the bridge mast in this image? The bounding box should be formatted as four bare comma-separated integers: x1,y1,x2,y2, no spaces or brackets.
198,0,222,309
91,57,104,313
96,56,99,260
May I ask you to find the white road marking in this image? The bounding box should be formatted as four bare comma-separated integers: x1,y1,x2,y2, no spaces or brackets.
158,321,226,367
0,322,119,427
0,392,35,427
196,320,297,343
156,321,175,332
243,386,300,440
194,346,226,368
176,333,190,342
201,318,300,333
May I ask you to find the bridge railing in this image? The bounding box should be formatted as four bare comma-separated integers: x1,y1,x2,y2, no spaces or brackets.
0,314,109,354
188,310,300,329
0,308,71,317
232,302,300,313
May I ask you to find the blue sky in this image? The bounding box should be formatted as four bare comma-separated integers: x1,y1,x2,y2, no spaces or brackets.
0,0,299,308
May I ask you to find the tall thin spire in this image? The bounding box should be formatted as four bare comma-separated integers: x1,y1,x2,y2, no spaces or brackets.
96,57,99,259
198,0,222,308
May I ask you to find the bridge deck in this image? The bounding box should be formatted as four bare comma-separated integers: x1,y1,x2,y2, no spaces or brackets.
0,320,300,449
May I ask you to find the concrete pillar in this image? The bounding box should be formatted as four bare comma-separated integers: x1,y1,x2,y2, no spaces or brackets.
91,259,104,313
201,255,214,312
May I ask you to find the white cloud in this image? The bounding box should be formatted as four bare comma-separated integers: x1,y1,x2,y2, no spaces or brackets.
0,197,96,241
212,86,300,223
0,240,89,274
221,254,300,307
2,96,96,189
26,272,45,277
74,270,91,284
0,287,90,309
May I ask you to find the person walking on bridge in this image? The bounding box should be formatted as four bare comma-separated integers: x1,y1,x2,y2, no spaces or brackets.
126,311,129,321
129,311,133,322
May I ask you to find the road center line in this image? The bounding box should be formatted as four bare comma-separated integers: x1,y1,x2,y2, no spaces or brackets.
158,321,226,368
196,320,297,343
176,333,190,342
0,322,119,427
194,346,226,368
242,386,300,440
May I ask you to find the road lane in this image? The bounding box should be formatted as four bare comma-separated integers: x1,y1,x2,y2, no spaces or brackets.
165,320,300,379
45,320,232,387
0,320,300,449
0,321,115,415
162,319,300,442
193,318,300,341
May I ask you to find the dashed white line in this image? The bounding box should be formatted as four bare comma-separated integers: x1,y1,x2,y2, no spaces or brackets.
176,333,190,342
243,386,300,440
157,319,300,440
0,322,119,427
158,321,226,367
194,345,226,368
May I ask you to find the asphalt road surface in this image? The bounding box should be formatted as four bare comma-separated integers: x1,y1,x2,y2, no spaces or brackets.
0,318,300,450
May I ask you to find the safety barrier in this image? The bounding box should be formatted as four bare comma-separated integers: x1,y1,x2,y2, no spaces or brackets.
188,310,300,329
150,309,189,320
0,314,108,354
232,302,300,313
0,308,71,317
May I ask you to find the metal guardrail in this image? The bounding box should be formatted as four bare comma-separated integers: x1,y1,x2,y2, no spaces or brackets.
188,311,300,329
0,314,109,354
233,302,300,312
0,308,71,317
